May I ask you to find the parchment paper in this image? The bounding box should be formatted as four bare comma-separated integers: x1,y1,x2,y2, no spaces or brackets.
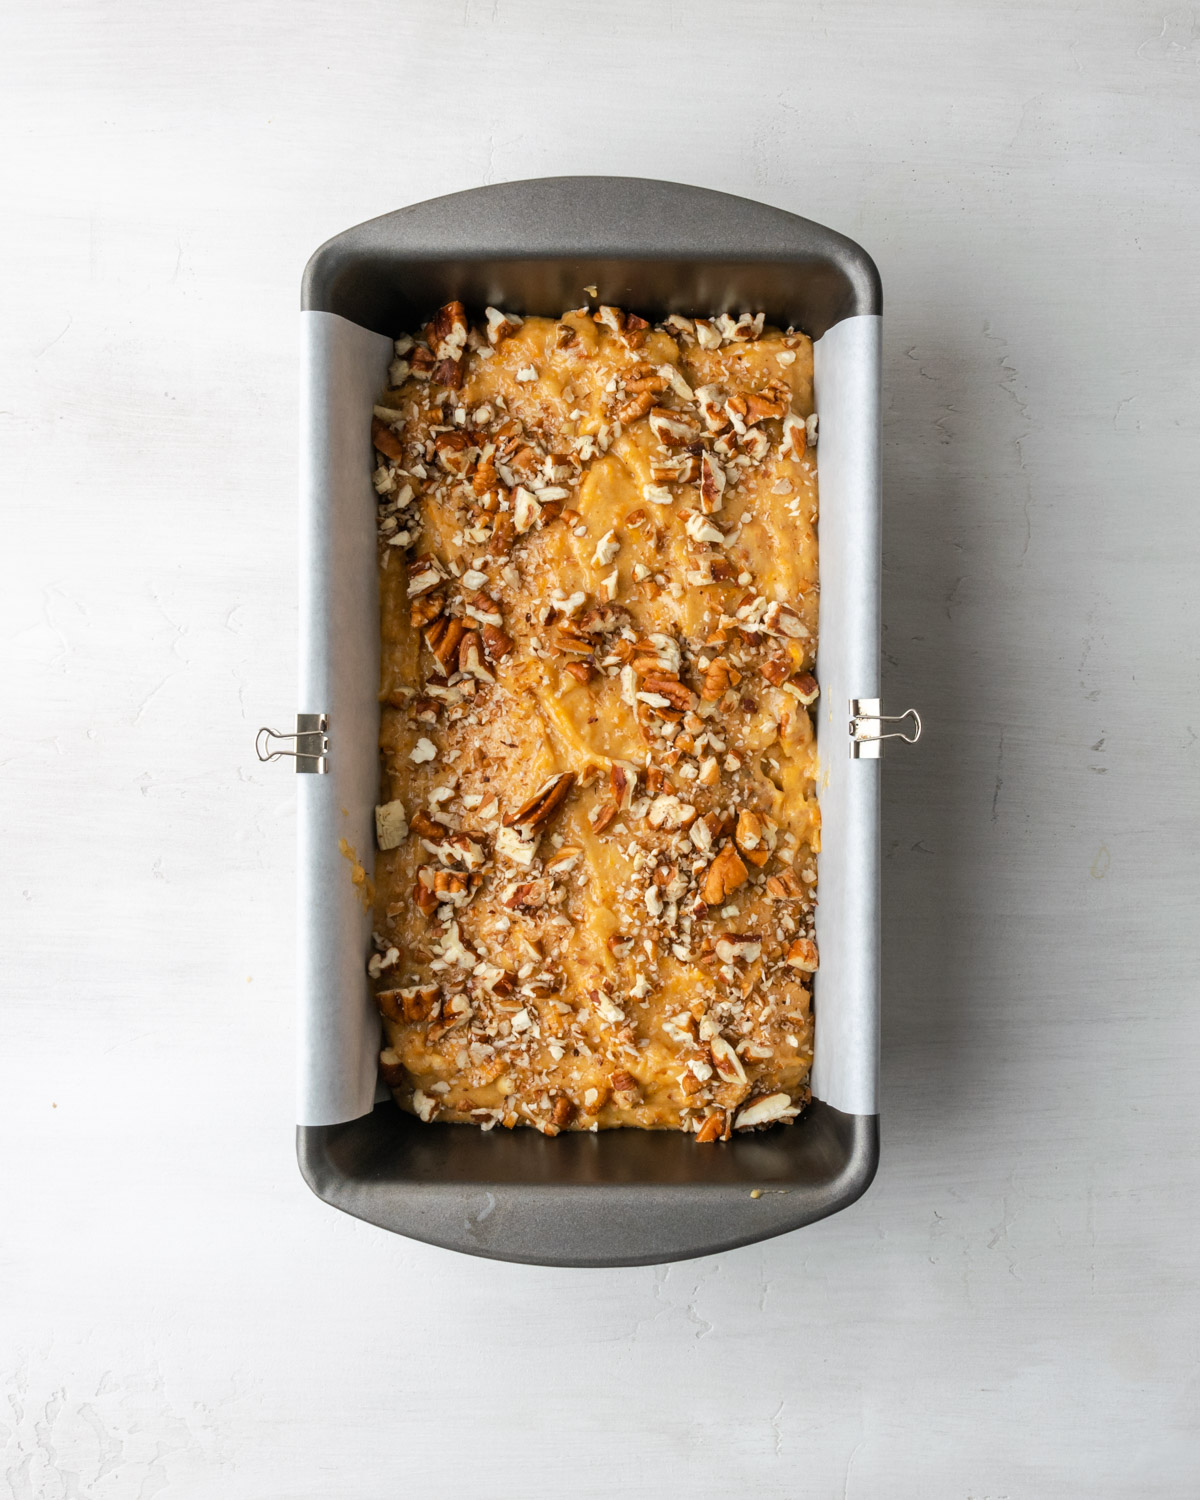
297,309,881,1124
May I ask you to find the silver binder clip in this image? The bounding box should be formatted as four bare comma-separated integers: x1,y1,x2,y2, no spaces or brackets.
256,713,329,774
848,699,922,759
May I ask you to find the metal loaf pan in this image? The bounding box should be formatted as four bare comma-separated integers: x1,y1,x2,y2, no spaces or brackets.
296,177,882,1267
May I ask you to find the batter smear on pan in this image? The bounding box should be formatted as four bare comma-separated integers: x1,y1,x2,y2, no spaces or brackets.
368,300,820,1141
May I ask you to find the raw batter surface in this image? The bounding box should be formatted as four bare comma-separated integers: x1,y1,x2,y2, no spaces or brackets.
367,300,820,1141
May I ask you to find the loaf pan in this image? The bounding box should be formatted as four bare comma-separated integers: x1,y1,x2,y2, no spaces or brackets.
295,176,882,1267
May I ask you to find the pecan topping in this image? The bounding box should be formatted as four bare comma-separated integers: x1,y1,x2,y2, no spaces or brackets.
615,389,656,424
702,843,749,905
786,938,819,972
503,772,576,835
589,800,619,834
611,1070,640,1106
410,591,445,629
434,430,472,473
735,810,769,866
371,417,405,461
786,672,819,706
378,1049,406,1086
425,616,467,671
701,657,742,701
481,623,513,660
695,1111,728,1144
760,655,791,686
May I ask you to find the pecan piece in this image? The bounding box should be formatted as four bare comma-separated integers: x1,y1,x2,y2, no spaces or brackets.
760,655,791,686
701,657,742,701
615,389,656,425
409,809,444,839
640,673,696,712
785,672,819,706
694,1111,728,1144
786,938,819,972
425,616,467,671
503,772,576,835
432,356,463,389
564,661,594,683
699,452,725,513
589,800,619,834
414,876,438,918
551,1095,577,1128
434,429,471,473
378,1048,406,1086
399,984,440,1022
487,516,514,557
611,1070,640,1107
482,623,513,661
371,417,405,461
766,867,804,900
702,843,749,905
735,810,769,866
409,591,445,629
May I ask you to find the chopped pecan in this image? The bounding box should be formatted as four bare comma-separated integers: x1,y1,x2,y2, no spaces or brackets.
640,673,696,712
399,985,441,1024
472,447,498,495
504,879,549,911
648,407,701,446
702,843,749,905
487,515,514,557
434,430,472,474
481,623,513,660
551,1095,577,1128
610,762,638,810
503,772,576,834
371,417,405,461
735,810,769,866
564,661,594,683
622,312,650,348
766,867,805,900
414,876,439,918
458,630,494,681
781,411,807,459
589,800,618,834
623,365,670,395
786,672,819,706
410,591,445,629
409,809,445,839
425,616,467,671
433,357,464,390
611,1070,641,1106
615,389,656,424
786,938,819,972
555,321,580,349
744,387,789,423
430,300,468,360
375,988,404,1023
408,346,435,380
760,655,791,686
699,452,725,513
701,657,742,701
378,1048,406,1086
485,306,523,345
694,1111,727,1144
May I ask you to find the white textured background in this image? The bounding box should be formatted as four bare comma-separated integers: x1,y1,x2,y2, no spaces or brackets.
4,2,1199,1495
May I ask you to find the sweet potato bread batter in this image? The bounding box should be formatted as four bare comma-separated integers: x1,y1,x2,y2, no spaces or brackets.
367,300,820,1141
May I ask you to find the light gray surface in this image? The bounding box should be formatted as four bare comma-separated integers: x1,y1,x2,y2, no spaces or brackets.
3,1,1198,1495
